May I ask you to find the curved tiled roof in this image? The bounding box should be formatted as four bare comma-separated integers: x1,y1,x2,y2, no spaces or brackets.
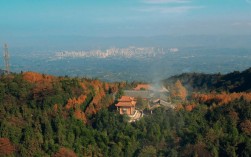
118,96,135,102
115,101,136,107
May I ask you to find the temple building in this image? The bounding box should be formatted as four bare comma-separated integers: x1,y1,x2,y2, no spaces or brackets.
115,96,136,115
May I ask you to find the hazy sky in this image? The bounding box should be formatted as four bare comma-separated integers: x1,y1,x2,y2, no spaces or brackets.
1,0,251,38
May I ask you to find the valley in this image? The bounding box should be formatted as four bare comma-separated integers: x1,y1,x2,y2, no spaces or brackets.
5,47,251,82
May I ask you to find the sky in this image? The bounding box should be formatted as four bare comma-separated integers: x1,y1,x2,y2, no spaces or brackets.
0,0,251,41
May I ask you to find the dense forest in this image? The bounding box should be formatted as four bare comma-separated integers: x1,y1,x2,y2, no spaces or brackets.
1,69,251,156
164,67,251,93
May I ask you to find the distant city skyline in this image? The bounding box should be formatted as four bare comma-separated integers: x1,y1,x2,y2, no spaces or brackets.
1,0,251,47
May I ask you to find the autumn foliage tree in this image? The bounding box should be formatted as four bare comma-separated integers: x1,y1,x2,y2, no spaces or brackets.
171,80,187,101
192,92,251,106
0,138,15,156
53,147,77,157
240,120,251,136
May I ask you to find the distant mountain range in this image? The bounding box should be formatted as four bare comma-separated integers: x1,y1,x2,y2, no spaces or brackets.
164,67,251,93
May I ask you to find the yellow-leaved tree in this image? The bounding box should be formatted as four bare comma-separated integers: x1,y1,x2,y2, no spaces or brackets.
172,80,187,101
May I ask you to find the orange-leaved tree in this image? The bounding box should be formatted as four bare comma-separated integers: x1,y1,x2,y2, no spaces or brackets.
172,80,187,101
53,147,77,157
0,138,15,156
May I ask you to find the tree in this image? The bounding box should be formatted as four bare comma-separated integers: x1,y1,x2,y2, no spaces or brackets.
240,120,251,136
138,145,157,157
53,147,77,157
172,80,187,101
110,144,122,157
0,138,15,156
136,97,148,110
115,89,124,100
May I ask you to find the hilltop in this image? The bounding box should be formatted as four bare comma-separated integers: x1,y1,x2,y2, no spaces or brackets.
0,68,251,156
164,67,251,93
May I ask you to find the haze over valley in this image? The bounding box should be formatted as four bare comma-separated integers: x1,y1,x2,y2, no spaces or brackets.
7,42,251,82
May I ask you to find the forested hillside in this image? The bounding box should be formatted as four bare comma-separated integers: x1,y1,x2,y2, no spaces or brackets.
0,72,124,156
164,67,251,93
0,69,251,156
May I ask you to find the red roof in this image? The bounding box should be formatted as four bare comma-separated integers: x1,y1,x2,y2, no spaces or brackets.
116,96,136,107
115,101,136,107
118,96,135,102
134,84,151,91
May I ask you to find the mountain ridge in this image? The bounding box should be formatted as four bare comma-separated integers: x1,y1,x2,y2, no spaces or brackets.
164,67,251,93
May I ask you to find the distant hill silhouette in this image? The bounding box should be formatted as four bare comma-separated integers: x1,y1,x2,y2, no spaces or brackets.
164,67,251,92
